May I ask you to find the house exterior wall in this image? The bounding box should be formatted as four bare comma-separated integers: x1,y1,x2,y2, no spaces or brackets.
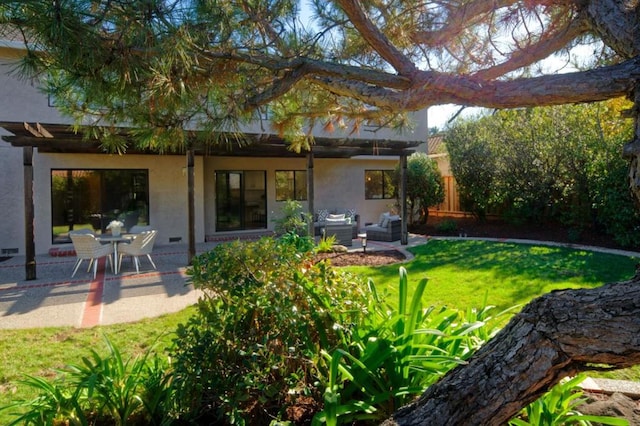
0,50,73,256
0,137,24,256
0,41,425,256
1,146,403,255
202,156,401,237
9,152,204,255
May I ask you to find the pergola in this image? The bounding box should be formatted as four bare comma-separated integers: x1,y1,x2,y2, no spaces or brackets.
0,121,419,280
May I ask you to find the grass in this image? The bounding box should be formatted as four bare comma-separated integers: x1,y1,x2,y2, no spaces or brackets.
0,239,638,423
346,239,638,317
0,306,197,424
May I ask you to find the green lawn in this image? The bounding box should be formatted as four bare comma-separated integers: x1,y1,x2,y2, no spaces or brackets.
1,239,638,423
346,239,638,316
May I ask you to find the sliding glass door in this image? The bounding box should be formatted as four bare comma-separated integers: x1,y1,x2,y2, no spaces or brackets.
215,171,266,231
51,169,149,243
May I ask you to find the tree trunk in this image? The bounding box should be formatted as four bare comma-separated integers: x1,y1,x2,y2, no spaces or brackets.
382,271,640,425
624,86,640,206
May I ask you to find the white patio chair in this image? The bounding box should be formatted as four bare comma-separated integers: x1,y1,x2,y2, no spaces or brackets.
129,225,153,234
68,228,94,236
118,230,158,274
70,233,113,279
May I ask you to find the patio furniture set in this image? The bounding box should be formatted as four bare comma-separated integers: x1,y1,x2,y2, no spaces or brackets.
69,226,158,279
316,209,402,246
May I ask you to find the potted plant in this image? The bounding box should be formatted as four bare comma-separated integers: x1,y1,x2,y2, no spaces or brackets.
107,220,124,236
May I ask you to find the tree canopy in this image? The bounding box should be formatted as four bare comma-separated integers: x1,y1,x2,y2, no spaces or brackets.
0,0,638,152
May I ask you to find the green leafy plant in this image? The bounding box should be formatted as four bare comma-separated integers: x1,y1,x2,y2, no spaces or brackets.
273,199,310,236
435,219,458,234
279,230,315,254
509,374,628,426
314,267,506,425
394,153,445,225
0,375,88,426
0,336,172,426
174,237,371,424
315,234,337,253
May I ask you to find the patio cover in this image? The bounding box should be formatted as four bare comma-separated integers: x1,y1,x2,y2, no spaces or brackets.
1,121,416,280
0,122,420,158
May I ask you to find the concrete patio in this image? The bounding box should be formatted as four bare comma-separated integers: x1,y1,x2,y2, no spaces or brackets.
0,235,426,329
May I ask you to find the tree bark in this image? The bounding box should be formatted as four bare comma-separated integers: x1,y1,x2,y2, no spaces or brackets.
382,272,640,425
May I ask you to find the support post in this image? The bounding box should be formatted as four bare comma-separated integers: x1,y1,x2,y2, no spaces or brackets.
306,152,315,237
187,149,196,265
400,153,408,245
24,146,36,280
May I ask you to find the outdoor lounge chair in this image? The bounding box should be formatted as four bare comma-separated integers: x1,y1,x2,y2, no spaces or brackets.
364,213,402,242
118,230,158,274
70,233,113,279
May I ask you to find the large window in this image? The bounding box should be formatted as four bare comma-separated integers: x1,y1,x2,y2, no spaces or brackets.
275,170,307,201
365,170,395,199
51,169,149,244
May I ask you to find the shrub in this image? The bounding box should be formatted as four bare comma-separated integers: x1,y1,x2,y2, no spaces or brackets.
279,230,315,254
172,237,371,424
435,219,458,234
315,234,337,253
273,199,310,236
0,336,173,426
509,374,627,426
314,268,507,425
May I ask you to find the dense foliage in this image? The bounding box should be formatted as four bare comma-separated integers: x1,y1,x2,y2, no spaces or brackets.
0,336,172,425
394,153,445,225
0,238,629,425
172,237,371,424
445,100,640,246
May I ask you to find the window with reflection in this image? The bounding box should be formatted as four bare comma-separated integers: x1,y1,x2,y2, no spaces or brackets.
51,169,149,244
365,170,395,199
275,170,307,201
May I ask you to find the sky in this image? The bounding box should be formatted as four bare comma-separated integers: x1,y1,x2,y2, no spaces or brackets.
428,105,483,130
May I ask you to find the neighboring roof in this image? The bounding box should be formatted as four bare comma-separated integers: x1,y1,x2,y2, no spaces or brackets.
0,122,419,158
427,134,447,157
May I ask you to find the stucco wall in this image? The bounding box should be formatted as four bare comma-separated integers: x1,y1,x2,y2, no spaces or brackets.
203,156,401,235
10,151,204,255
0,139,24,256
0,58,70,124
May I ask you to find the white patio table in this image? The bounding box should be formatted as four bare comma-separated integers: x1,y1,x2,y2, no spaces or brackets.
97,234,134,274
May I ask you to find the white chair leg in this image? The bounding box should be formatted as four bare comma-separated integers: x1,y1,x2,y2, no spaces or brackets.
71,259,83,277
133,256,140,274
146,254,157,270
92,258,98,280
87,258,94,273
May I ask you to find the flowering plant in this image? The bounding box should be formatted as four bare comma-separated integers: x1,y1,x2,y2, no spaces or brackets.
107,220,124,230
